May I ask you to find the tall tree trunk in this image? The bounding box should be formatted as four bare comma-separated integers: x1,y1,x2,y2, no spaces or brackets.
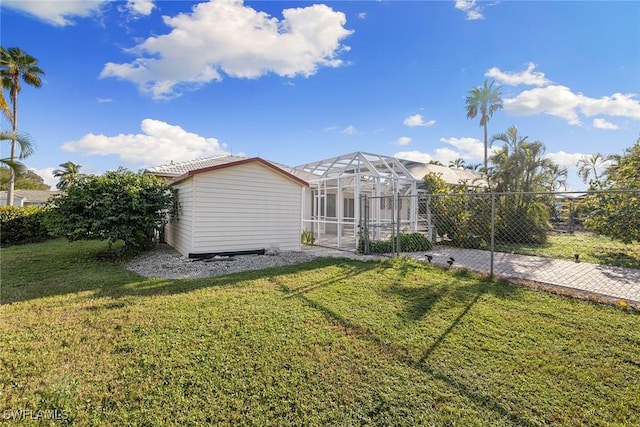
6,90,18,206
484,122,490,190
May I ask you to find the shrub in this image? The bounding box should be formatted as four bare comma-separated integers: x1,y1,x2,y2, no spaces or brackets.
0,206,52,245
359,232,433,254
46,169,175,254
301,229,316,245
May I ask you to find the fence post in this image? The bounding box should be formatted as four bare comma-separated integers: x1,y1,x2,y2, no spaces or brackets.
396,192,401,257
363,195,370,254
490,194,495,278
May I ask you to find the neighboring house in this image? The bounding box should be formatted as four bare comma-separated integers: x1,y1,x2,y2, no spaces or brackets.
147,157,308,258
398,159,486,187
0,190,59,207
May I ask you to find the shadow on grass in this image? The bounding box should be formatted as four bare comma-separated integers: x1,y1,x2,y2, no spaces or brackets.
278,262,377,298
0,239,375,304
592,249,640,270
292,275,532,426
96,258,368,300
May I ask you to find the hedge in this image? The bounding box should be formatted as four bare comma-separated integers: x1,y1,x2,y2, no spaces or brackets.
359,232,433,254
0,206,53,245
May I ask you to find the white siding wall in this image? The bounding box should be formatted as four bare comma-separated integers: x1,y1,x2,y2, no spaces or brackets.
165,178,194,257
190,162,304,255
301,187,312,230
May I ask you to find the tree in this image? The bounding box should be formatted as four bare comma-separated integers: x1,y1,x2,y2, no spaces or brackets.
448,158,466,169
423,172,492,249
576,153,611,189
583,138,640,243
0,79,11,122
0,167,49,191
0,130,35,177
0,47,44,205
489,126,566,244
489,126,566,193
47,169,175,254
53,161,83,190
465,79,503,184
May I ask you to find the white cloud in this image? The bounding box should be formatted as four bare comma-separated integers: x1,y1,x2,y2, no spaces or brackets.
358,12,366,19
97,97,113,103
485,62,550,87
545,151,587,168
403,114,436,127
28,167,58,189
433,148,464,165
100,0,354,99
504,85,582,124
127,0,154,16
61,119,228,166
455,0,484,20
439,136,484,160
593,118,618,130
342,125,356,135
395,136,412,146
2,0,106,26
504,85,640,125
393,150,433,164
580,92,640,119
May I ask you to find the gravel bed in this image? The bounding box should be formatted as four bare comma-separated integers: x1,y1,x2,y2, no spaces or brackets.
123,244,383,279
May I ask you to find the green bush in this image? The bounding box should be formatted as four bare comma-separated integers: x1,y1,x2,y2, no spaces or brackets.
301,229,316,245
0,206,53,245
359,232,433,254
46,169,175,254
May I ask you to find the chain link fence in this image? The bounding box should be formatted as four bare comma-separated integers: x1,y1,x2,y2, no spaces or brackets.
358,190,640,299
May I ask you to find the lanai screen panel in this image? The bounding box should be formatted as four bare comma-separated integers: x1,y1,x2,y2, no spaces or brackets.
293,152,419,250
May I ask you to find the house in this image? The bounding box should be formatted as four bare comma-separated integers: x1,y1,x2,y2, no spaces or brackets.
0,190,59,207
147,156,308,258
146,152,485,255
398,159,486,187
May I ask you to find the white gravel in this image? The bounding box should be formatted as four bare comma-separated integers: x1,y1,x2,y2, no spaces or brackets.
122,244,384,279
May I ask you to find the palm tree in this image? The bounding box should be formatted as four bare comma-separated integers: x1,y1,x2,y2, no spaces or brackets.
53,161,83,190
0,80,11,122
428,160,444,166
0,130,35,175
490,125,564,192
1,47,45,205
576,153,611,188
489,125,566,244
448,158,466,169
465,80,503,184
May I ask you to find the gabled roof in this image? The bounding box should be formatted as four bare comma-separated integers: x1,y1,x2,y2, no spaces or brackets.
145,155,248,178
167,157,309,187
0,190,59,204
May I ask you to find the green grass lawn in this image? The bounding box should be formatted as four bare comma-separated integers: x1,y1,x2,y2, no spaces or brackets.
495,231,640,269
2,239,639,426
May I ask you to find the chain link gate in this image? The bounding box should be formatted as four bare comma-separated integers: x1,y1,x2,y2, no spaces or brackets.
358,190,640,296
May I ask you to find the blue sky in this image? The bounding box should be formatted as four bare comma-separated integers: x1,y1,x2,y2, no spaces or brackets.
2,0,639,190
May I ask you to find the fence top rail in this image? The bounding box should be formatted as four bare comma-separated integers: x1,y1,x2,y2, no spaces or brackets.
406,189,640,198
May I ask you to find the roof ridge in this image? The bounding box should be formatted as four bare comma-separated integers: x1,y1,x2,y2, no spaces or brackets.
150,154,243,170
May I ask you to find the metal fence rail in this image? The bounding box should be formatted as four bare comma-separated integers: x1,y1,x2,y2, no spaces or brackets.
357,190,640,298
